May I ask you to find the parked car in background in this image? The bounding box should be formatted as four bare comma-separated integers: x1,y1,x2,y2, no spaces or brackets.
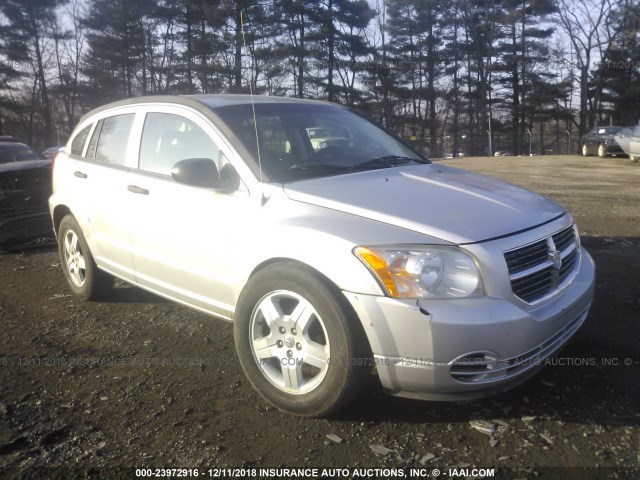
41,146,65,161
494,151,512,157
50,95,595,417
614,125,640,163
580,126,627,158
0,135,24,143
0,142,54,251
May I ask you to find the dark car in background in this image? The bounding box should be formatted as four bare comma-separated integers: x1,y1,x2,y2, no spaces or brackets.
0,142,54,251
580,126,627,158
41,146,65,161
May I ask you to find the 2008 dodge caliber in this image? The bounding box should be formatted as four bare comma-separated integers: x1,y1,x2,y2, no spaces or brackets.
50,95,595,416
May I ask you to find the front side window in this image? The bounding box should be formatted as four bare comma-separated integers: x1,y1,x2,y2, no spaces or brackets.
70,125,92,157
94,114,135,166
139,112,220,175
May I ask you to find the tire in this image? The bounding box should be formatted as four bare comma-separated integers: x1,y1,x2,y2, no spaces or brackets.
234,262,371,417
582,143,589,157
597,144,607,158
58,214,113,300
631,156,639,163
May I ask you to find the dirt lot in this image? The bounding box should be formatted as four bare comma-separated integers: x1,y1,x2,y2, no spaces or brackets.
1,155,639,479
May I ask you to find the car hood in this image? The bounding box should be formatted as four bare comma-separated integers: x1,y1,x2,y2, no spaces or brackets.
283,164,566,244
0,159,51,174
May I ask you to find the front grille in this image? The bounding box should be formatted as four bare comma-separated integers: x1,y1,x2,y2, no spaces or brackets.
504,225,579,303
0,168,52,217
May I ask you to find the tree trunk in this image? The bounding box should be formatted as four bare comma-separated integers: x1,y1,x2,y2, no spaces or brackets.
297,12,305,98
27,4,53,145
510,22,520,155
327,0,335,102
579,64,589,137
234,6,243,93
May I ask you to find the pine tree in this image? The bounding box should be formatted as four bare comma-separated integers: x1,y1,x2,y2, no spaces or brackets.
598,0,640,125
495,0,556,154
82,0,155,103
312,0,374,104
273,0,318,97
386,0,445,155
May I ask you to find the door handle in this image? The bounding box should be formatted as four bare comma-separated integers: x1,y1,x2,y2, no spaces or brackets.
128,185,149,195
74,171,87,179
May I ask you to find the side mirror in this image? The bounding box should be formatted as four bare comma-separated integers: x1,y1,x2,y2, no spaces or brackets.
171,158,226,190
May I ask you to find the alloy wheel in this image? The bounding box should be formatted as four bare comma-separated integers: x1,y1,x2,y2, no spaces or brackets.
63,229,86,287
249,290,330,394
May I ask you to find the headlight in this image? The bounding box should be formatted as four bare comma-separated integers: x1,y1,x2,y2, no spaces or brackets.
354,246,483,299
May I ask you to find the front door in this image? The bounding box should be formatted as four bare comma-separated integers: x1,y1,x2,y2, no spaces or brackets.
126,108,249,318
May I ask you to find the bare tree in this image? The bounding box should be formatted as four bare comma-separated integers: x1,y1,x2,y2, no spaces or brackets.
556,0,617,138
52,0,86,133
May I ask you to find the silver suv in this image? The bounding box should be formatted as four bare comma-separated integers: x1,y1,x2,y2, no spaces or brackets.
50,95,596,416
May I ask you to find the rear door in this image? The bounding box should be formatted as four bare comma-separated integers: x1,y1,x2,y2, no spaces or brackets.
61,110,139,281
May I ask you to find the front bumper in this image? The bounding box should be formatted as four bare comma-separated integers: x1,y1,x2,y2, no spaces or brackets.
0,210,54,250
344,247,595,401
604,143,625,155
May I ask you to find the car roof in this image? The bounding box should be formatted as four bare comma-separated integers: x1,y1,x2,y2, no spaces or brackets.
78,94,336,125
76,95,348,181
0,136,24,143
0,141,33,148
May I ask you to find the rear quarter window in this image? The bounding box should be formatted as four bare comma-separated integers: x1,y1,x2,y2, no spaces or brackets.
94,114,135,166
70,125,92,157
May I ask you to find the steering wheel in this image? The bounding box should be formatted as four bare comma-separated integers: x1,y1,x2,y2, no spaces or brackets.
314,146,343,163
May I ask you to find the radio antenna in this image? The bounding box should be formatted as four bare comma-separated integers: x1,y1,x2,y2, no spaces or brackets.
240,11,265,202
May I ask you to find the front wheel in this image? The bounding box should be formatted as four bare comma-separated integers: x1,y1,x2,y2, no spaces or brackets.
597,144,607,158
58,214,113,300
234,262,371,417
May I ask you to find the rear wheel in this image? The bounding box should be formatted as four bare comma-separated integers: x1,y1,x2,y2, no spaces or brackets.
234,262,371,417
58,214,113,300
582,143,589,156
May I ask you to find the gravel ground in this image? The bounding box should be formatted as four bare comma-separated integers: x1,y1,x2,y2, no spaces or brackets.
1,155,639,479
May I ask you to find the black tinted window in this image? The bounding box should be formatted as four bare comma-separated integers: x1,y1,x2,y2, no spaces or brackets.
70,125,92,156
0,144,44,164
95,114,134,166
139,112,219,175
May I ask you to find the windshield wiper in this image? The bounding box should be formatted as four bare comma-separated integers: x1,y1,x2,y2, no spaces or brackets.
287,163,350,172
352,155,421,170
277,163,351,181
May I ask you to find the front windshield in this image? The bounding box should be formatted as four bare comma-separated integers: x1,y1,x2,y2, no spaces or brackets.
214,102,426,182
0,144,44,164
597,127,624,135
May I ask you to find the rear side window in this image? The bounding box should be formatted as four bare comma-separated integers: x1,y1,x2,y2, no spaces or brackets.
94,114,135,166
139,112,219,175
70,125,92,157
